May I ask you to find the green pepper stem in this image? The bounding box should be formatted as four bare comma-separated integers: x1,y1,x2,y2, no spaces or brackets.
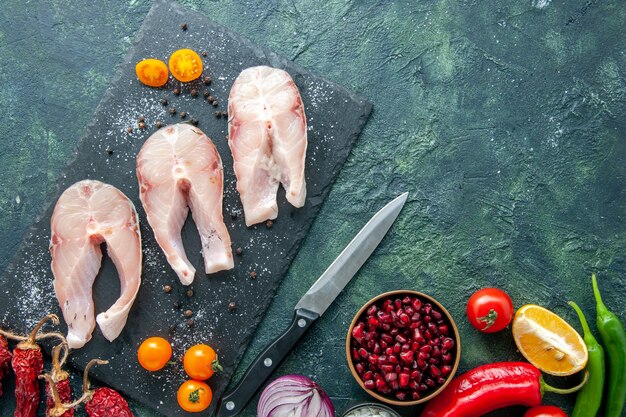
542,371,589,395
569,301,592,338
591,273,609,315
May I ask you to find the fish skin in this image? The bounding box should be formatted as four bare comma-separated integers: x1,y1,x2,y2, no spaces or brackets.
228,65,307,226
50,180,142,349
137,123,233,285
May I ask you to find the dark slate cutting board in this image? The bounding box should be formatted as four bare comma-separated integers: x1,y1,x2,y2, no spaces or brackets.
0,1,371,416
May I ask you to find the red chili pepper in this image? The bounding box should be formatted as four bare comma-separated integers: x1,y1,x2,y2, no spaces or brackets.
421,362,588,417
524,405,568,417
8,314,61,417
45,359,134,417
0,335,12,397
44,343,73,417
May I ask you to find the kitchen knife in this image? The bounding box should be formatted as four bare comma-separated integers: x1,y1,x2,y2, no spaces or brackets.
216,192,408,417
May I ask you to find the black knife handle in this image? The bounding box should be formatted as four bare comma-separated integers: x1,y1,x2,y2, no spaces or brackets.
216,308,319,417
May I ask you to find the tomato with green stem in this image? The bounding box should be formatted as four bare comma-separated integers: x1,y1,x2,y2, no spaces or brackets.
177,380,212,412
183,344,222,380
466,288,514,333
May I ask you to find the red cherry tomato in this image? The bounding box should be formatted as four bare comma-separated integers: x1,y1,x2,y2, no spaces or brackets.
466,288,514,333
523,405,568,417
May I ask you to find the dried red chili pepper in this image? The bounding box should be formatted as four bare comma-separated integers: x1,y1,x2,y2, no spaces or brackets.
44,343,73,417
4,314,61,417
421,362,589,417
0,335,12,397
45,359,134,417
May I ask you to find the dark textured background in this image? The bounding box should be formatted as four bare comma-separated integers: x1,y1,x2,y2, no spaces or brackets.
0,1,624,416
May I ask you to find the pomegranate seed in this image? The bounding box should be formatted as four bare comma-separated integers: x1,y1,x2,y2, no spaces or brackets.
418,359,428,370
424,329,433,340
438,324,449,335
380,333,393,344
425,378,436,388
412,298,422,311
437,377,447,385
352,348,360,361
389,380,400,391
377,355,388,365
390,327,399,336
428,322,438,333
442,337,455,350
367,340,375,350
382,299,393,312
355,362,365,375
364,331,377,342
378,311,393,323
376,379,387,391
431,310,442,321
388,354,399,364
366,304,378,316
394,299,402,309
402,296,412,305
363,370,373,380
381,364,394,373
442,353,453,364
423,315,432,323
441,365,452,376
358,348,369,358
385,347,393,356
411,342,420,351
385,372,398,382
411,370,421,380
396,391,407,401
380,340,388,349
428,358,438,364
413,328,425,344
419,383,428,391
368,317,380,328
430,365,441,377
422,303,432,315
395,364,402,373
411,313,421,323
409,322,419,329
399,313,410,325
352,322,365,342
373,343,382,354
370,364,379,372
409,380,419,390
364,379,375,390
405,306,414,316
393,342,402,353
381,323,391,331
401,343,411,352
400,350,414,363
368,354,379,365
412,391,421,400
396,334,407,344
420,345,432,353
418,351,430,361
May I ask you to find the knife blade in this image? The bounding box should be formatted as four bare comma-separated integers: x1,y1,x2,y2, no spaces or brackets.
216,192,408,417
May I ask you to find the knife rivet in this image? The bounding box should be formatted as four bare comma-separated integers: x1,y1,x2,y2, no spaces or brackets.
264,358,273,367
298,319,306,328
226,401,235,411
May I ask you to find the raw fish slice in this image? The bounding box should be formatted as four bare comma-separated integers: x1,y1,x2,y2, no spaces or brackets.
50,180,142,349
228,65,307,226
137,123,233,285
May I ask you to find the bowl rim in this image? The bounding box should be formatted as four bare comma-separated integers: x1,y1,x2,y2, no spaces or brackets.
345,289,461,406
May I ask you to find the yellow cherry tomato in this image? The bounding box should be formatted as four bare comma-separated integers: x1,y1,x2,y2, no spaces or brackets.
177,380,212,412
183,344,222,380
168,48,203,82
135,58,169,87
137,336,172,371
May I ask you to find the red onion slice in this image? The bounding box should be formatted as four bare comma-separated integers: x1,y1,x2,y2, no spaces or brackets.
258,375,334,417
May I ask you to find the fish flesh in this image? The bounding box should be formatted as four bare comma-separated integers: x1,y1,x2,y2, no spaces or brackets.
228,66,307,226
137,123,233,285
50,180,141,349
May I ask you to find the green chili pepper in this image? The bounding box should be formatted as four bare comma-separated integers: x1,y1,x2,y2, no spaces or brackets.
569,300,605,417
592,273,626,417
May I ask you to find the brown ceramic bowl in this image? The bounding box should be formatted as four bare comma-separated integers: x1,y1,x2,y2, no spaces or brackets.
345,290,461,406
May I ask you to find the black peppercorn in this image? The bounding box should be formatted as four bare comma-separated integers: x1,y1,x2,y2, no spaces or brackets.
184,309,193,318
126,127,133,134
207,95,215,102
230,212,237,220
179,111,187,119
215,111,222,119
138,121,146,129
228,302,237,311
190,89,198,97
181,23,188,31
163,284,173,293
106,148,114,156
212,100,218,106
201,51,207,57
186,289,194,297
266,220,273,229
156,120,163,129
235,247,243,255
173,302,181,310
173,88,181,95
186,319,194,327
203,76,212,85
249,271,257,279
169,107,177,115
138,116,145,123
160,98,168,106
